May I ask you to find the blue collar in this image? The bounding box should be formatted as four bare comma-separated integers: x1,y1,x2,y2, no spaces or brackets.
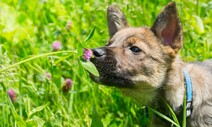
183,68,193,117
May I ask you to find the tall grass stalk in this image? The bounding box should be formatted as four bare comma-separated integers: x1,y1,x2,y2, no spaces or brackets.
0,50,77,73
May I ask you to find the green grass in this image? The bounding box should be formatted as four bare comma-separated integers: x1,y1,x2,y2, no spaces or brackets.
0,0,212,126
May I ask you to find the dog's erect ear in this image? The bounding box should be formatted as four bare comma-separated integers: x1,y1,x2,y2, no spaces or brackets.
107,5,129,38
151,2,182,53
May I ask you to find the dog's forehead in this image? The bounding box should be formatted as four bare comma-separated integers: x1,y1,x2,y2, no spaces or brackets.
110,27,154,46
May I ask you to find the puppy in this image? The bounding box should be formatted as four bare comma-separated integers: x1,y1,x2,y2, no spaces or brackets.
90,2,212,127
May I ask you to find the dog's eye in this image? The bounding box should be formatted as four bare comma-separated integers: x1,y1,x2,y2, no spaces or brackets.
130,46,141,53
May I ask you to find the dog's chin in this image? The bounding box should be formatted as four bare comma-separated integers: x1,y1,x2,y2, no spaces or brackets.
89,73,135,88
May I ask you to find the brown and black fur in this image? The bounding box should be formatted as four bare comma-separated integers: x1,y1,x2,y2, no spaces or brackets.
90,2,212,127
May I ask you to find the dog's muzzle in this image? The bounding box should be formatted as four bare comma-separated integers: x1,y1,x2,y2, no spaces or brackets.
90,47,134,88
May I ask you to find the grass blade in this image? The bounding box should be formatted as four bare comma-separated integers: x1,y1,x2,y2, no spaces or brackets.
8,95,26,127
91,105,103,127
0,50,77,73
182,90,187,127
83,26,96,43
148,107,180,127
162,99,180,126
29,102,50,117
194,15,204,34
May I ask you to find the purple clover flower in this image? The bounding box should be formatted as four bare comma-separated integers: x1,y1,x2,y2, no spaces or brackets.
65,78,73,87
62,78,73,93
52,41,61,51
8,89,16,102
83,48,93,61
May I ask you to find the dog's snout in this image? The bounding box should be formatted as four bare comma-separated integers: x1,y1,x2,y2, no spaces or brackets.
92,48,105,57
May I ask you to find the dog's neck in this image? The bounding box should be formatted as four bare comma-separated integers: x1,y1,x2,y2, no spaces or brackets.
160,56,186,112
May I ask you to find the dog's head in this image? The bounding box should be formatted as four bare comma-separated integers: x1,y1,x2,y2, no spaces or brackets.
90,2,182,90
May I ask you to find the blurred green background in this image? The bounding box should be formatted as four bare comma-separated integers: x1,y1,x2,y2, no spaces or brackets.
0,0,211,126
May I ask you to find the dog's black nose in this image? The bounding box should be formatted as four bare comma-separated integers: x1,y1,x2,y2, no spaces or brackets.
92,48,105,57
